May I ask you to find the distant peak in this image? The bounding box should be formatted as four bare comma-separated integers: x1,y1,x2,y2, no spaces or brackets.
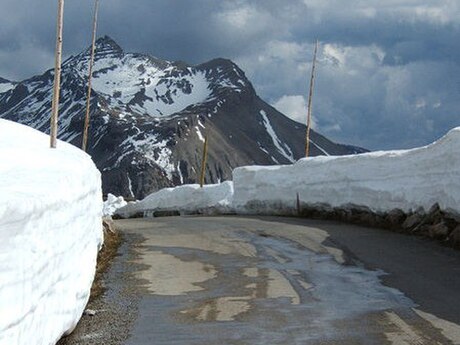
94,35,123,55
0,77,11,84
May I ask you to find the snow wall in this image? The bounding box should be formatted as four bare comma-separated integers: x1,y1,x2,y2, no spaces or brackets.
233,127,460,215
118,182,234,218
0,120,103,345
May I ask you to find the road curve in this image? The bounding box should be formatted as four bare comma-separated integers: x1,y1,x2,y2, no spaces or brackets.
62,216,460,345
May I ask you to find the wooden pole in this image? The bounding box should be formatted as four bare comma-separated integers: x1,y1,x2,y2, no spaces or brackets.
296,192,300,216
50,0,65,148
200,136,209,188
305,40,319,157
82,0,99,152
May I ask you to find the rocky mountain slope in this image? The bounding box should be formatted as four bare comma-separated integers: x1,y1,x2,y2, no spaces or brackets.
0,36,366,198
0,77,16,94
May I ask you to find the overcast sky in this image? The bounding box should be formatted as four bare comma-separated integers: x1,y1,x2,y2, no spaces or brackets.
0,0,459,150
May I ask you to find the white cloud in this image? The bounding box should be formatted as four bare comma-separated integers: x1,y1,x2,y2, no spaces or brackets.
0,0,459,150
272,95,318,130
213,2,274,37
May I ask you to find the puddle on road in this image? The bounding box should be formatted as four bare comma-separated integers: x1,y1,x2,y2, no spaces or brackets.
140,232,257,257
181,296,252,322
126,225,460,344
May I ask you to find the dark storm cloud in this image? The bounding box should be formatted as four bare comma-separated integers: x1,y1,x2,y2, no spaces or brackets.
0,0,459,150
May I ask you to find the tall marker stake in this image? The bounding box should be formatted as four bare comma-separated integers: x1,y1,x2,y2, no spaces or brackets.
50,0,65,148
200,136,209,188
305,40,319,157
82,0,99,152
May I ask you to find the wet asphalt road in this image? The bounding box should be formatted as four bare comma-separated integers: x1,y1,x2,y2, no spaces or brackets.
61,216,460,344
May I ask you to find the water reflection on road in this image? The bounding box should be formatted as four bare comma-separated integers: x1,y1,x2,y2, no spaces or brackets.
119,217,460,345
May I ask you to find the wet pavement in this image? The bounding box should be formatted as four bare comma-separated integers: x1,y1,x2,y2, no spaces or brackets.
61,216,460,344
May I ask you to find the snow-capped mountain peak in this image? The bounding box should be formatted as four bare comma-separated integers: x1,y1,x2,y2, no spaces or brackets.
0,36,366,198
94,35,123,56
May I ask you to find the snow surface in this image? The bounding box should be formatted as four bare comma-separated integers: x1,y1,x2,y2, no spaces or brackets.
74,54,212,118
0,119,103,345
259,110,296,163
116,127,460,218
103,193,128,217
0,82,14,94
117,182,234,218
233,127,460,215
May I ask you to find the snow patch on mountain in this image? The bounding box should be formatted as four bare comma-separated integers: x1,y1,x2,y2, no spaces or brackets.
0,82,15,94
310,138,330,156
260,110,296,163
72,50,212,118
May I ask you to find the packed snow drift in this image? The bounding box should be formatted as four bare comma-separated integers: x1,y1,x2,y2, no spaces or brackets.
233,127,460,215
0,120,103,345
117,182,233,218
115,127,460,218
103,193,127,217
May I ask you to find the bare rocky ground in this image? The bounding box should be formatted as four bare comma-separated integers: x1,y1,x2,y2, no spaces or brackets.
241,201,460,250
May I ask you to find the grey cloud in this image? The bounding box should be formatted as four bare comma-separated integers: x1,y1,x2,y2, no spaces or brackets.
0,0,459,150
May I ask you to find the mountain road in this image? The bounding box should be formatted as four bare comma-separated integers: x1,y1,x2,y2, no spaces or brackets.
60,216,460,345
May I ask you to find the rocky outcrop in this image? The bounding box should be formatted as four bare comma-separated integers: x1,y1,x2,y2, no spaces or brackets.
295,202,460,249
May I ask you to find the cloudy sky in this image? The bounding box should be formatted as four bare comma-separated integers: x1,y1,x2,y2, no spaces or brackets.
0,0,459,150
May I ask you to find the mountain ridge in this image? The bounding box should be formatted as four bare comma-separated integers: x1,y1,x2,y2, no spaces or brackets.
0,35,367,198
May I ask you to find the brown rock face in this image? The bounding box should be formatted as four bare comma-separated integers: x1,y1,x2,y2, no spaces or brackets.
428,222,449,239
402,213,423,230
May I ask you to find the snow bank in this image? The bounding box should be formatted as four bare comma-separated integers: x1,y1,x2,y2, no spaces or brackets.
117,182,233,218
0,120,103,345
103,193,127,217
115,127,460,220
233,127,460,215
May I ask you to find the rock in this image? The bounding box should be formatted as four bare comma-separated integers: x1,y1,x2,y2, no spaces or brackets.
402,213,423,230
84,309,97,316
417,224,431,236
425,203,444,224
385,209,406,227
359,212,377,226
428,222,449,239
450,226,460,247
